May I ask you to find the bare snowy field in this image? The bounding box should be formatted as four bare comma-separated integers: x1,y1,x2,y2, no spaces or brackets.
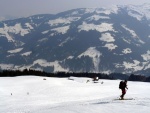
0,76,150,113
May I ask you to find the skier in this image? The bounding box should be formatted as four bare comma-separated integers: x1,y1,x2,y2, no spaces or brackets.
93,76,99,81
119,80,128,99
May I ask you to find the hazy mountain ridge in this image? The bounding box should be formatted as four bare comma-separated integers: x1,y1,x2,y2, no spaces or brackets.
0,4,150,75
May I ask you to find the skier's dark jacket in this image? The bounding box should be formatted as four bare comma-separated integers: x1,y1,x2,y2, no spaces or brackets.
119,81,127,90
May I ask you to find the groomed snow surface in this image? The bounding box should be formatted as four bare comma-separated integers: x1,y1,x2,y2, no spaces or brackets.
0,76,150,113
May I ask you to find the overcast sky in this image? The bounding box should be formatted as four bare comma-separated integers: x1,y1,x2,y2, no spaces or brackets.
1,0,150,17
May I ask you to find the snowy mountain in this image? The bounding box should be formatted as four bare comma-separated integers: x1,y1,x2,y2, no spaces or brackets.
0,4,150,75
1,76,150,113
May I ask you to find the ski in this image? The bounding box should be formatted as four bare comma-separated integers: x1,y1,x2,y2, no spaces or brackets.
114,98,134,100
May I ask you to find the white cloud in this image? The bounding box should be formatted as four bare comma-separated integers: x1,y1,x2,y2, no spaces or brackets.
103,43,118,51
48,17,80,26
51,26,70,35
141,50,150,61
123,60,143,72
122,48,132,54
42,30,49,34
86,15,110,21
33,59,69,72
7,48,23,53
99,33,115,43
78,47,102,72
78,22,116,33
0,64,14,70
21,51,32,56
121,24,145,44
0,23,32,42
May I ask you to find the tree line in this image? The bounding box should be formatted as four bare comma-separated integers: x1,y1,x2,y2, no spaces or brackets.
0,69,150,82
128,74,150,82
0,69,110,79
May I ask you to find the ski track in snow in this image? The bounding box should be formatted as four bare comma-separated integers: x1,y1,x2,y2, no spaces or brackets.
0,76,150,113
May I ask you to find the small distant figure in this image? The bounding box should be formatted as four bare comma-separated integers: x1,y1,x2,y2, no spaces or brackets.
86,80,90,83
93,76,99,81
68,77,74,81
27,92,29,95
43,78,46,80
119,80,128,99
101,81,104,84
11,93,12,95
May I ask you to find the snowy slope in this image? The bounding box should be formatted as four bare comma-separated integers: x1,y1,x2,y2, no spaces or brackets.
0,76,150,113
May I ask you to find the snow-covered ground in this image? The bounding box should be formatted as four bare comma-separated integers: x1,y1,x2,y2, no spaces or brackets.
0,76,150,113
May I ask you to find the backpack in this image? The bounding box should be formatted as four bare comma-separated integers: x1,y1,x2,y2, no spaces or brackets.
119,81,124,89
